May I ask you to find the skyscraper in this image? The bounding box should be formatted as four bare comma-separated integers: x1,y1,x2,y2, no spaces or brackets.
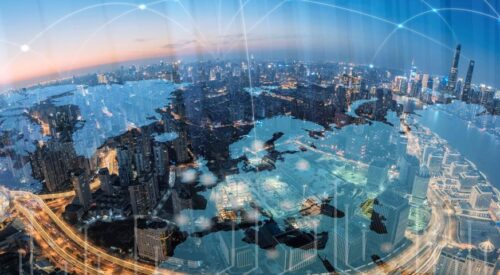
435,242,497,275
461,60,475,102
136,218,173,262
370,189,410,250
398,154,420,192
117,146,133,186
153,142,169,177
71,171,92,210
367,159,388,190
411,166,430,206
98,168,113,195
421,73,430,91
129,173,160,216
447,44,461,93
469,185,493,210
33,141,76,192
331,222,364,266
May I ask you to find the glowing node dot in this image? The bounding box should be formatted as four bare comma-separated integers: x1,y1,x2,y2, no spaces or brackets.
138,4,147,10
432,8,437,13
369,64,374,69
20,44,30,52
397,24,404,28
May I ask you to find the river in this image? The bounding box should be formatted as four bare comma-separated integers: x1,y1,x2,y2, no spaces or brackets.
414,101,500,189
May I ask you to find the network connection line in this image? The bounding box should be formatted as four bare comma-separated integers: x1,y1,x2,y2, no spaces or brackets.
222,0,453,59
69,8,138,69
176,0,218,59
0,40,61,79
217,0,223,56
300,0,397,25
248,0,291,32
370,7,499,63
420,0,459,43
221,0,290,58
1,0,207,80
22,0,178,50
483,0,500,18
26,2,140,47
239,0,258,142
220,0,252,39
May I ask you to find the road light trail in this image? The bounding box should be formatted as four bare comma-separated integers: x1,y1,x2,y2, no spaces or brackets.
14,202,106,275
10,190,184,275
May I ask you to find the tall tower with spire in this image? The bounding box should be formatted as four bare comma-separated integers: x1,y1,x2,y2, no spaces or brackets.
406,59,417,95
461,60,475,102
447,44,461,93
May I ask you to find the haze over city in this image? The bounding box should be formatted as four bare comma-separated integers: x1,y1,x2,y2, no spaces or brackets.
0,1,499,275
0,0,499,89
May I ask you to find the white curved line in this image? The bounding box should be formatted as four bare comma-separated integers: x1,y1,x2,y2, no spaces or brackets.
371,7,498,62
221,0,252,36
26,2,139,46
69,8,138,70
483,0,500,17
221,0,291,57
175,0,218,58
420,0,459,43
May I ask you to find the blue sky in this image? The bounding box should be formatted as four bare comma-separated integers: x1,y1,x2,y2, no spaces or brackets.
0,0,498,88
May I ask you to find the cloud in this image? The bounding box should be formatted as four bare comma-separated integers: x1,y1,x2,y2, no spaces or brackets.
162,39,197,49
134,38,151,43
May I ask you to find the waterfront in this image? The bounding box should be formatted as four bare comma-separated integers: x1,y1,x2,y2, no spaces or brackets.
415,101,500,189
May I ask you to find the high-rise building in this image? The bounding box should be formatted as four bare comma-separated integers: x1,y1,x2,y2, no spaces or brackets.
447,44,461,93
461,60,475,102
71,171,92,210
33,141,76,192
421,145,436,165
171,131,190,163
331,222,364,266
455,79,463,96
370,189,410,250
136,218,173,262
469,185,493,210
134,150,146,175
98,168,113,195
411,166,430,206
129,173,159,215
435,242,497,275
458,172,480,192
443,150,460,165
153,142,169,177
449,161,468,177
392,76,407,93
367,159,388,190
432,76,440,91
398,154,419,192
421,74,430,91
426,153,444,176
117,146,133,186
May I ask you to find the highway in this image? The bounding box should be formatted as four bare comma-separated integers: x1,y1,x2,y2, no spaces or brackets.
9,190,183,275
14,201,106,274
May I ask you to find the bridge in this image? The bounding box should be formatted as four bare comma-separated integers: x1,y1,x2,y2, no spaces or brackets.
5,188,183,275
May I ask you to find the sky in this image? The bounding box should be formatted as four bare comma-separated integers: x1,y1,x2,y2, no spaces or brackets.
0,0,498,90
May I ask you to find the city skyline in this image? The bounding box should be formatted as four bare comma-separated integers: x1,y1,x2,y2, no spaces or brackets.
0,1,499,274
0,0,499,90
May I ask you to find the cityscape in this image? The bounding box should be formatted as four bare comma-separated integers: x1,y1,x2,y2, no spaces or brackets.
0,1,499,274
